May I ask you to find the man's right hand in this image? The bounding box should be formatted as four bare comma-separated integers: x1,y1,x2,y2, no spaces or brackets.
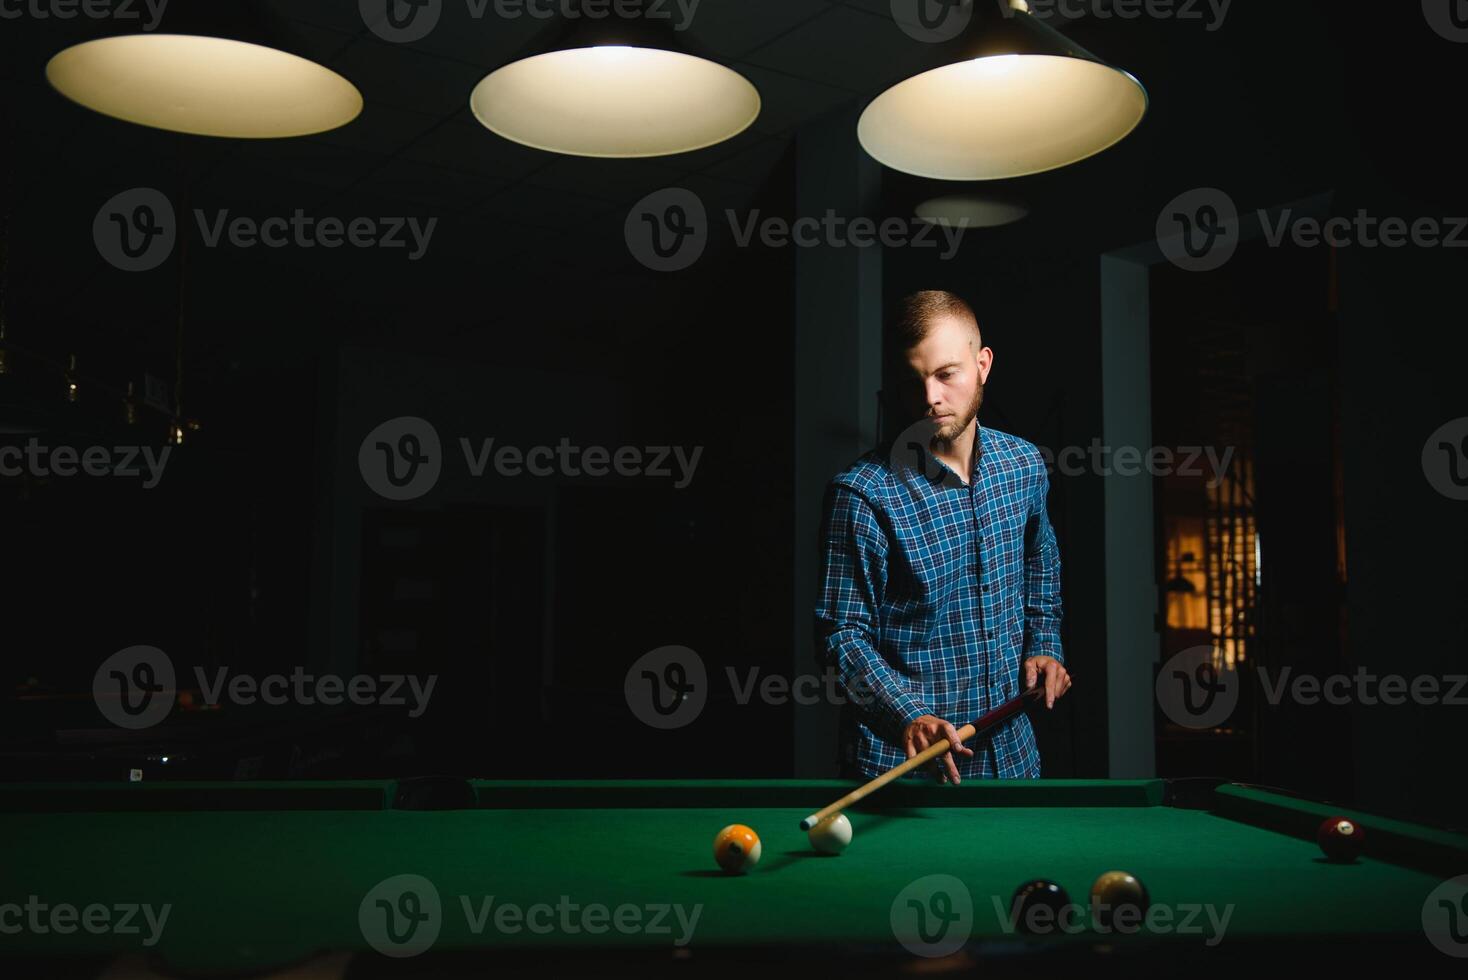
903,714,975,784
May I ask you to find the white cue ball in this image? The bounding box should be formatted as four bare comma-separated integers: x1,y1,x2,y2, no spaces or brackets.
808,812,852,854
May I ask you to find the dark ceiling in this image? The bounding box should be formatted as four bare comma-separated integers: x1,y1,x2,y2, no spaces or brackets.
0,0,1460,382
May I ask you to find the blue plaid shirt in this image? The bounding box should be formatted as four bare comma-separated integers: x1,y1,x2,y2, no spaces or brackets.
814,423,1064,780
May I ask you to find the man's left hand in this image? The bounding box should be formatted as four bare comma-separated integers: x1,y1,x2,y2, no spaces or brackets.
1023,656,1071,709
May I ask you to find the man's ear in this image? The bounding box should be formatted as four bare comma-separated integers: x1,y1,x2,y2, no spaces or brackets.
977,346,994,385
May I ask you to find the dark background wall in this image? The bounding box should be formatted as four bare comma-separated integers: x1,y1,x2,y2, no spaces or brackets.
0,1,1464,825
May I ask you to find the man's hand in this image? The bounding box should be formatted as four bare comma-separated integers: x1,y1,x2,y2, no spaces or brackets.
902,714,975,784
1024,656,1072,708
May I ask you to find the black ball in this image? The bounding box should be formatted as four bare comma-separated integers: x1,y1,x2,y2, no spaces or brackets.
1010,879,1073,935
1089,871,1150,933
1317,816,1365,862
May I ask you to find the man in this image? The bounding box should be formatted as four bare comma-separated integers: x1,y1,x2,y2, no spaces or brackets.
815,290,1071,783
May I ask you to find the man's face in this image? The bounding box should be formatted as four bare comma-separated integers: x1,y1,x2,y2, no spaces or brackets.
897,313,993,444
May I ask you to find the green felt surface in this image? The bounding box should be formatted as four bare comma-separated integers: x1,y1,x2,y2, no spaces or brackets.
0,788,1451,973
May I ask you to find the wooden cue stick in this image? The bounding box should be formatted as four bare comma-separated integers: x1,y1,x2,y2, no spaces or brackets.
799,687,1045,830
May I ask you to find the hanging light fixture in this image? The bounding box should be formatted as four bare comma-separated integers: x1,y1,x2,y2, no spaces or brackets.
859,0,1147,180
914,194,1029,228
44,0,361,138
470,1,760,158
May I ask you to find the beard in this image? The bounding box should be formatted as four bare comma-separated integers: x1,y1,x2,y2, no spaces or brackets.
932,380,984,446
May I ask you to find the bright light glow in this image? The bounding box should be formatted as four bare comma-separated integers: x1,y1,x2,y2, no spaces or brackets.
965,54,1021,77
46,35,362,138
859,54,1146,180
915,195,1028,228
471,46,760,158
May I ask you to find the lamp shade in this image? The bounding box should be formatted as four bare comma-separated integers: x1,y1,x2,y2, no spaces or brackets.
915,194,1029,227
44,1,361,138
470,9,760,158
859,3,1146,180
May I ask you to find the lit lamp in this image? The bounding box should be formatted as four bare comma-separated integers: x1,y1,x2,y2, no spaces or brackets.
470,2,760,158
914,194,1029,228
859,0,1147,180
44,1,361,138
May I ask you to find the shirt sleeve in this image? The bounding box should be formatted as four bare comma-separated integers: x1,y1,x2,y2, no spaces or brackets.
1022,463,1065,664
814,481,930,736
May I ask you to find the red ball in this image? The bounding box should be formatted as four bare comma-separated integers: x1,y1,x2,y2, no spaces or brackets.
1317,816,1365,862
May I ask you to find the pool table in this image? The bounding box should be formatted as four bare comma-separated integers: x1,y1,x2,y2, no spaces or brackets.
2,778,1465,977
